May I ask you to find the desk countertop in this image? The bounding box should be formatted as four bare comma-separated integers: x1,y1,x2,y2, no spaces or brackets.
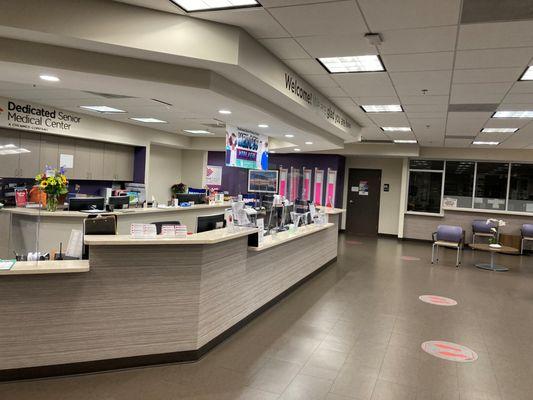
0,260,90,276
85,226,258,246
250,223,335,252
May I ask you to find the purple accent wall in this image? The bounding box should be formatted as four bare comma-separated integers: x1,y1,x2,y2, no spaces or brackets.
133,147,146,184
207,151,346,208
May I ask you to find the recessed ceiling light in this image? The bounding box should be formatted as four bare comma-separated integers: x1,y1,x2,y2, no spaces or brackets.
305,141,313,145
258,124,269,128
473,141,499,146
519,66,533,81
270,150,276,153
130,117,167,123
381,127,412,132
481,128,518,133
3,144,17,149
318,55,385,74
218,109,232,115
393,139,417,144
170,0,260,12
492,111,533,118
80,105,126,114
39,74,60,82
183,129,214,135
284,134,295,138
361,105,403,113
293,148,301,152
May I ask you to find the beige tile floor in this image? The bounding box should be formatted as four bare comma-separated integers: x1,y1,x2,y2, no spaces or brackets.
2,235,533,400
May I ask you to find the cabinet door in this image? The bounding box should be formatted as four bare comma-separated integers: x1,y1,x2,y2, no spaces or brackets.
73,139,91,180
39,134,59,173
18,132,41,178
89,141,104,180
0,129,20,178
102,143,117,181
115,145,134,182
58,138,76,179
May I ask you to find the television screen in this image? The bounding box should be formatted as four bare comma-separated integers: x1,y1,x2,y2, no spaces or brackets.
248,170,278,193
226,125,268,170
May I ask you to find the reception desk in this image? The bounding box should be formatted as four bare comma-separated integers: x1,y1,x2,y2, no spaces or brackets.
0,203,231,259
0,223,338,381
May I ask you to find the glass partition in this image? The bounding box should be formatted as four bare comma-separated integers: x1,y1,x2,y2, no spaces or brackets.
474,162,508,211
443,161,475,208
508,163,533,212
407,170,443,214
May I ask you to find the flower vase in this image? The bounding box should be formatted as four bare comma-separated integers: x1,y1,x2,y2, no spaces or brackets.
46,195,58,212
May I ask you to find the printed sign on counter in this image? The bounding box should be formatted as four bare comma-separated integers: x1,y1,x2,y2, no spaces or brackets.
130,223,157,239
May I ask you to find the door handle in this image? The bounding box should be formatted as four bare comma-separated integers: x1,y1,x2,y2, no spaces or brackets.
349,200,354,204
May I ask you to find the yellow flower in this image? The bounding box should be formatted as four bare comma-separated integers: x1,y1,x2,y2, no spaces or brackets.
40,181,48,188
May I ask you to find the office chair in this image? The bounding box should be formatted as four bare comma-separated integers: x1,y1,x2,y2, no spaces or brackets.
472,219,497,244
521,224,533,254
431,225,465,268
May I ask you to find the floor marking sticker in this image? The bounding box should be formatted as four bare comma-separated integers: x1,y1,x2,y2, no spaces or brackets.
419,295,458,306
421,341,478,362
401,256,421,261
346,240,363,245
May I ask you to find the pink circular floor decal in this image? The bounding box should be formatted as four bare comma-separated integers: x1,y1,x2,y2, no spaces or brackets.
419,295,457,306
421,341,478,362
401,256,421,261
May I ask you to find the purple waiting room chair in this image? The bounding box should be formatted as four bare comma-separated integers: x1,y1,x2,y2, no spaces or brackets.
431,225,465,267
472,219,497,244
521,224,533,254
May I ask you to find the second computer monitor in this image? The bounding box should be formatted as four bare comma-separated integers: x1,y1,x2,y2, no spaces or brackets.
108,195,130,209
197,214,226,233
69,197,105,212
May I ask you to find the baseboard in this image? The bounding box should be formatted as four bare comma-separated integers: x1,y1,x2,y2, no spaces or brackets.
377,233,398,239
0,257,338,382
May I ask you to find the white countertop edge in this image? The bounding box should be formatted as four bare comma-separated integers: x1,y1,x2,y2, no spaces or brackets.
317,207,346,215
0,260,90,276
85,227,258,246
249,223,335,252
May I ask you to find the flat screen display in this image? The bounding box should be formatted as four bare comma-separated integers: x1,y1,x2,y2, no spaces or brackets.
226,125,268,170
248,170,278,193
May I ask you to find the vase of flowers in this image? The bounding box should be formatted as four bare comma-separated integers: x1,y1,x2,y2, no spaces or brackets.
35,167,69,212
487,218,506,245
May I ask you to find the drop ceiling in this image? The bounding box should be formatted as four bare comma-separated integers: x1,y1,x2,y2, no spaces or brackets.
115,0,533,149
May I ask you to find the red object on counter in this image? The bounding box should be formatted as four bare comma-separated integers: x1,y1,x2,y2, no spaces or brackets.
15,189,28,207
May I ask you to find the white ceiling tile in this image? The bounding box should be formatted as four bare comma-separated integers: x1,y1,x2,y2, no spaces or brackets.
318,86,349,98
352,96,400,105
452,68,523,84
302,75,338,88
451,82,513,103
261,0,338,6
458,20,533,50
501,93,533,104
368,113,409,126
454,48,533,69
499,134,532,148
508,81,533,94
446,112,490,134
284,58,327,75
333,73,396,97
358,0,460,31
483,118,529,129
295,34,376,58
399,95,450,105
406,112,448,119
410,118,446,131
379,26,458,54
444,138,473,147
259,38,309,59
382,52,454,72
268,1,366,37
196,8,289,39
390,70,452,96
403,104,448,113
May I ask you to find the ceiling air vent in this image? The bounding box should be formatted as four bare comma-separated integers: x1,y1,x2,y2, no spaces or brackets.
83,91,136,99
448,104,499,112
445,135,476,139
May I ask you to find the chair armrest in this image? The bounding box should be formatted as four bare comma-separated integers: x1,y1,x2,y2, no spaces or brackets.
432,232,437,242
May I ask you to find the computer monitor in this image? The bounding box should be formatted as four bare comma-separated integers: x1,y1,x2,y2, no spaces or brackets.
108,195,130,209
197,214,226,233
69,197,105,212
175,193,206,205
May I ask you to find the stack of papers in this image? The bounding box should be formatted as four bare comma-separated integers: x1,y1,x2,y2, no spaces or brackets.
0,260,16,270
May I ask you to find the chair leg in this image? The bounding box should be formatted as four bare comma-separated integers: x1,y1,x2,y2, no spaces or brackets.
431,243,435,264
521,238,524,255
456,247,461,268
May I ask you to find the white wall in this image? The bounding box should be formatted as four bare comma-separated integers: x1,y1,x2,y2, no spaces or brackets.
342,157,405,236
181,150,207,189
147,145,182,202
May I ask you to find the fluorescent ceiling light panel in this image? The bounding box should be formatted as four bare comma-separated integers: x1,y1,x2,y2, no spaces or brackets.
305,141,313,145
218,109,232,115
473,141,499,145
492,110,533,118
183,129,214,135
80,106,126,114
293,148,301,152
519,66,533,80
39,74,60,82
284,134,295,138
381,127,411,132
130,117,167,123
393,139,417,144
361,104,403,113
258,124,269,128
171,0,260,12
481,128,518,133
318,55,385,73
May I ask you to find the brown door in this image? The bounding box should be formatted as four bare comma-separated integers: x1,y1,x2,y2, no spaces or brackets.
346,168,382,236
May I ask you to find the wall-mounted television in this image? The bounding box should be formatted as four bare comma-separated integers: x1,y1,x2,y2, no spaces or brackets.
226,125,268,170
248,170,278,193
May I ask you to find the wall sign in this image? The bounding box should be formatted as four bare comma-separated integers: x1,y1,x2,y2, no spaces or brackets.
383,183,390,192
302,168,312,201
225,125,268,170
314,168,324,206
0,98,83,134
279,168,288,197
358,180,369,196
206,165,222,186
326,168,337,207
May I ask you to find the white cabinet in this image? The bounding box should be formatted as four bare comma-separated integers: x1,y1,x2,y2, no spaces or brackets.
0,129,21,178
39,135,59,173
103,143,133,181
18,132,41,178
74,139,92,180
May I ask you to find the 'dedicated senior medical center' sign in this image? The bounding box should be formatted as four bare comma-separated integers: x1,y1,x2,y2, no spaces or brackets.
0,97,83,134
